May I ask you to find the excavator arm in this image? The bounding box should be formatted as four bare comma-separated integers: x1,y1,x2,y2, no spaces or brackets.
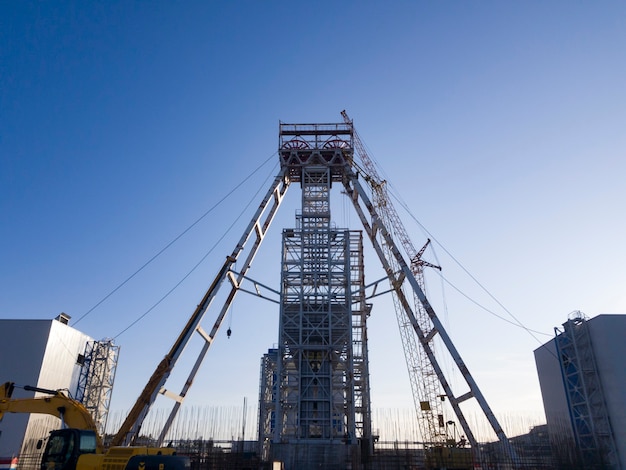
0,382,103,452
1,382,187,470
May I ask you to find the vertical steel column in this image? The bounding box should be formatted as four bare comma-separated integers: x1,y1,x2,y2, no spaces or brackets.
258,348,278,459
349,230,372,450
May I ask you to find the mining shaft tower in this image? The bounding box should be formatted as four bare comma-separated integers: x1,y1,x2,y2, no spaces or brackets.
113,117,518,470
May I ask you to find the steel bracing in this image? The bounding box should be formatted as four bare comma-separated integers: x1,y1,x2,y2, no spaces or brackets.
555,312,619,469
273,159,359,443
342,110,448,447
259,224,370,456
112,168,290,446
258,348,278,459
75,339,119,436
349,230,373,449
276,221,355,441
341,165,516,457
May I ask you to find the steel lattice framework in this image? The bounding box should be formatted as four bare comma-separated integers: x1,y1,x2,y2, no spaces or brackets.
75,339,119,436
555,312,618,469
258,348,278,460
258,229,370,457
276,221,354,441
342,111,447,446
349,230,372,448
275,159,357,438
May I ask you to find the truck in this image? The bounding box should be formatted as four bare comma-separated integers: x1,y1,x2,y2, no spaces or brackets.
0,382,188,470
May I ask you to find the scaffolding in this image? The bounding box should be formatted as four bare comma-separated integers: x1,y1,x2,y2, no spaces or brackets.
75,339,119,436
258,348,278,460
555,312,619,469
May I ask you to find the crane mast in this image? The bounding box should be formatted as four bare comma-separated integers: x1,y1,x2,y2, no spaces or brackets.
341,111,448,445
340,111,518,464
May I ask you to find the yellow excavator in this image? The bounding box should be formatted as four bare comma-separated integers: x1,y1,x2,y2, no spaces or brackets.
0,382,188,470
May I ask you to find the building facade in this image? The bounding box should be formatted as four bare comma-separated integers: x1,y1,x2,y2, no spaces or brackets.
534,313,625,469
0,316,93,467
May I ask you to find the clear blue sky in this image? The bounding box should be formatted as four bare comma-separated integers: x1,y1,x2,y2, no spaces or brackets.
2,1,625,440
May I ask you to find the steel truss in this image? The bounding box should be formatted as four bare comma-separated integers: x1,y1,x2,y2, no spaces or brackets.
75,339,119,436
274,165,355,442
342,110,447,446
258,348,279,459
555,312,618,469
349,230,372,449
259,233,372,450
112,167,290,446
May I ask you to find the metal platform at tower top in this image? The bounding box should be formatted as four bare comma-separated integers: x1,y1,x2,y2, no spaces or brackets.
279,122,353,182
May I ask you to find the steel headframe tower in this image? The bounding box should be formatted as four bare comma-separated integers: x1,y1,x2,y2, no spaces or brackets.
115,116,514,467
269,122,370,468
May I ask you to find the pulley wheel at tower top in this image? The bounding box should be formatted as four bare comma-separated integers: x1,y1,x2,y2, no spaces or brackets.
322,138,349,149
281,139,310,149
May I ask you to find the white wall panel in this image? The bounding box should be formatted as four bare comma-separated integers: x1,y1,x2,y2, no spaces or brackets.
0,319,92,462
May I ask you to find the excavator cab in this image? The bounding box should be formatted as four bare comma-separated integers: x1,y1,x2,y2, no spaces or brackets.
40,429,98,470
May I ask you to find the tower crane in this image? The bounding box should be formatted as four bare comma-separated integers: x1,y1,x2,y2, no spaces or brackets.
340,110,518,465
341,111,448,446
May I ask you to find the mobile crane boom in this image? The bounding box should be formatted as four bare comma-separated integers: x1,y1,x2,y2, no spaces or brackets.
0,382,103,451
111,169,290,446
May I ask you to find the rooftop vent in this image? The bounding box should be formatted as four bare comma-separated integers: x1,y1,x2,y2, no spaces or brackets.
55,312,71,325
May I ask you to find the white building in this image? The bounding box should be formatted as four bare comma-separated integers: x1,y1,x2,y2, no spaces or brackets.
0,315,92,463
534,313,625,470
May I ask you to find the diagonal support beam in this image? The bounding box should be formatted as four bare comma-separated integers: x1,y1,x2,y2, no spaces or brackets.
155,170,289,445
112,167,290,446
343,168,518,462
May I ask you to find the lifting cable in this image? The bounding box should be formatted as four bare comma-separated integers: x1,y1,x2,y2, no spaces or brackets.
113,160,279,339
73,151,277,328
352,130,554,371
227,305,234,339
355,141,559,378
227,263,236,339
